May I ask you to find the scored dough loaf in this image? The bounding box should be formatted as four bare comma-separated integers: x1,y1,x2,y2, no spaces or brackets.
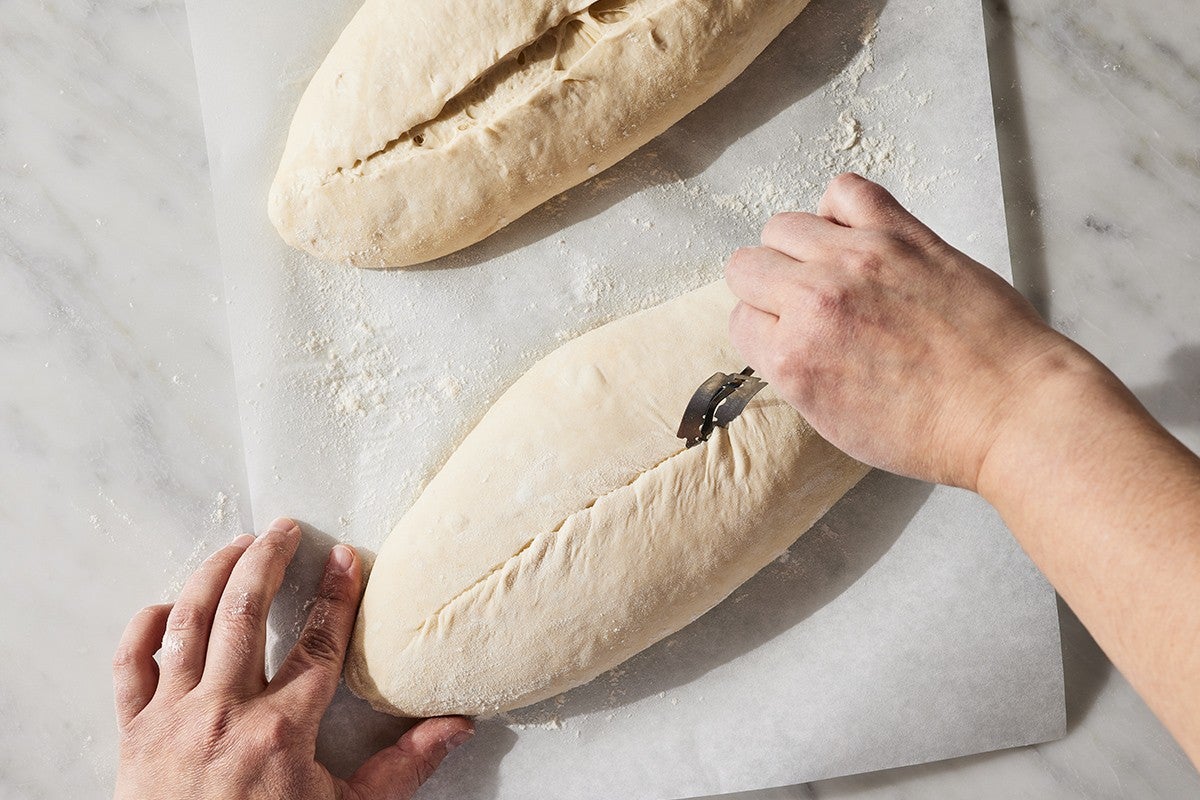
269,0,811,268
346,282,869,717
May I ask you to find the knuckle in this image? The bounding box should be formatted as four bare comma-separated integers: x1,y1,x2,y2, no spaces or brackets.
758,324,805,380
776,352,821,404
111,645,139,673
167,603,211,634
219,589,269,624
766,347,795,382
726,247,754,274
763,211,797,236
833,173,889,210
254,533,294,559
318,568,358,606
860,185,893,213
829,172,861,196
297,615,345,665
251,711,295,753
846,248,886,277
807,284,852,319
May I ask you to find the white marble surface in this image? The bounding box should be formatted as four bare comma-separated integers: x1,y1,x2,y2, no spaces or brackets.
0,1,1196,798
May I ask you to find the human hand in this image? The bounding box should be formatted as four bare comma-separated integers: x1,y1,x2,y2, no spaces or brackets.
725,173,1099,490
113,517,473,800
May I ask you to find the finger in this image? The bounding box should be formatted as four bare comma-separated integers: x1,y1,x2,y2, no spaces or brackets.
158,533,256,695
724,246,801,316
268,544,363,725
761,211,854,262
347,717,475,800
112,603,172,730
729,301,779,375
202,517,302,693
817,173,896,228
815,172,930,238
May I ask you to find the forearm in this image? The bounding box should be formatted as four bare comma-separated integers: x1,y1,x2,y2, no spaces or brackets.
978,342,1200,763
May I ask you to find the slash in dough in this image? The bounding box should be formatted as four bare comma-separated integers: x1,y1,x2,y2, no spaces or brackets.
269,0,812,267
346,282,869,716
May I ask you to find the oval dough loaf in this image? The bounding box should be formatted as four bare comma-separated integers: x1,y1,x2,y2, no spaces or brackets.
346,282,869,716
269,0,811,267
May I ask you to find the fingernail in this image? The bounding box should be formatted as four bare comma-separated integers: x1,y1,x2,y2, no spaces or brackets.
231,533,255,548
330,544,354,573
268,516,298,534
446,730,474,751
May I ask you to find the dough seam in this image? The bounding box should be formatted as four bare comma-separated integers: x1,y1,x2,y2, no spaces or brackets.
323,0,660,182
411,443,690,637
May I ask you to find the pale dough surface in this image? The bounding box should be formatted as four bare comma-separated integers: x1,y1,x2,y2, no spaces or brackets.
269,0,811,267
346,282,869,716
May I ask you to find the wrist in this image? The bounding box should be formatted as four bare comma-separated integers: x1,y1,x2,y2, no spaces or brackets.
972,336,1124,502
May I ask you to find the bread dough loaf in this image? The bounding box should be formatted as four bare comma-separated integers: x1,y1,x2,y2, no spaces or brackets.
346,282,868,716
269,0,811,268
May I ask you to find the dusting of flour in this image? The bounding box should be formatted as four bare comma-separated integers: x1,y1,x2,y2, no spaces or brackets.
684,13,954,227
248,7,962,732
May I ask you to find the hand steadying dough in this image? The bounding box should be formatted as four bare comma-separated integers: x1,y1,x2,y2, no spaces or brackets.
112,517,473,800
727,173,1200,768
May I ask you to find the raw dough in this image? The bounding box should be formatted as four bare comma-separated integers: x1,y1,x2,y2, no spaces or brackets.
269,0,811,267
346,282,869,716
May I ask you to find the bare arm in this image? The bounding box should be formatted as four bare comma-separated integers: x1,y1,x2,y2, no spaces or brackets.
978,350,1200,761
725,173,1200,765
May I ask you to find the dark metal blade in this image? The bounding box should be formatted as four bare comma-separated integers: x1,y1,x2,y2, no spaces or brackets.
713,374,767,429
677,367,767,447
677,372,728,446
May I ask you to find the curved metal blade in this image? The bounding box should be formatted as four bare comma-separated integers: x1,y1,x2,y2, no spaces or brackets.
677,367,767,447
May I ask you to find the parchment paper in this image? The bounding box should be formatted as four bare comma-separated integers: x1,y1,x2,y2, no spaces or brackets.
186,0,1066,796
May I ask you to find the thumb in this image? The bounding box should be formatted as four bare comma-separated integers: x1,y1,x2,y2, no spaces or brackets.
347,716,475,800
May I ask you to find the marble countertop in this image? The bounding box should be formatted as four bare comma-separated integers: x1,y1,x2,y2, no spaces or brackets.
1,0,1197,797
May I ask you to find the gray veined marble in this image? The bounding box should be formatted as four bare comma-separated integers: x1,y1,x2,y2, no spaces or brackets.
0,0,1197,798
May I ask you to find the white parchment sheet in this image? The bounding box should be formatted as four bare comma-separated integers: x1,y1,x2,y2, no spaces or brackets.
186,0,1066,796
